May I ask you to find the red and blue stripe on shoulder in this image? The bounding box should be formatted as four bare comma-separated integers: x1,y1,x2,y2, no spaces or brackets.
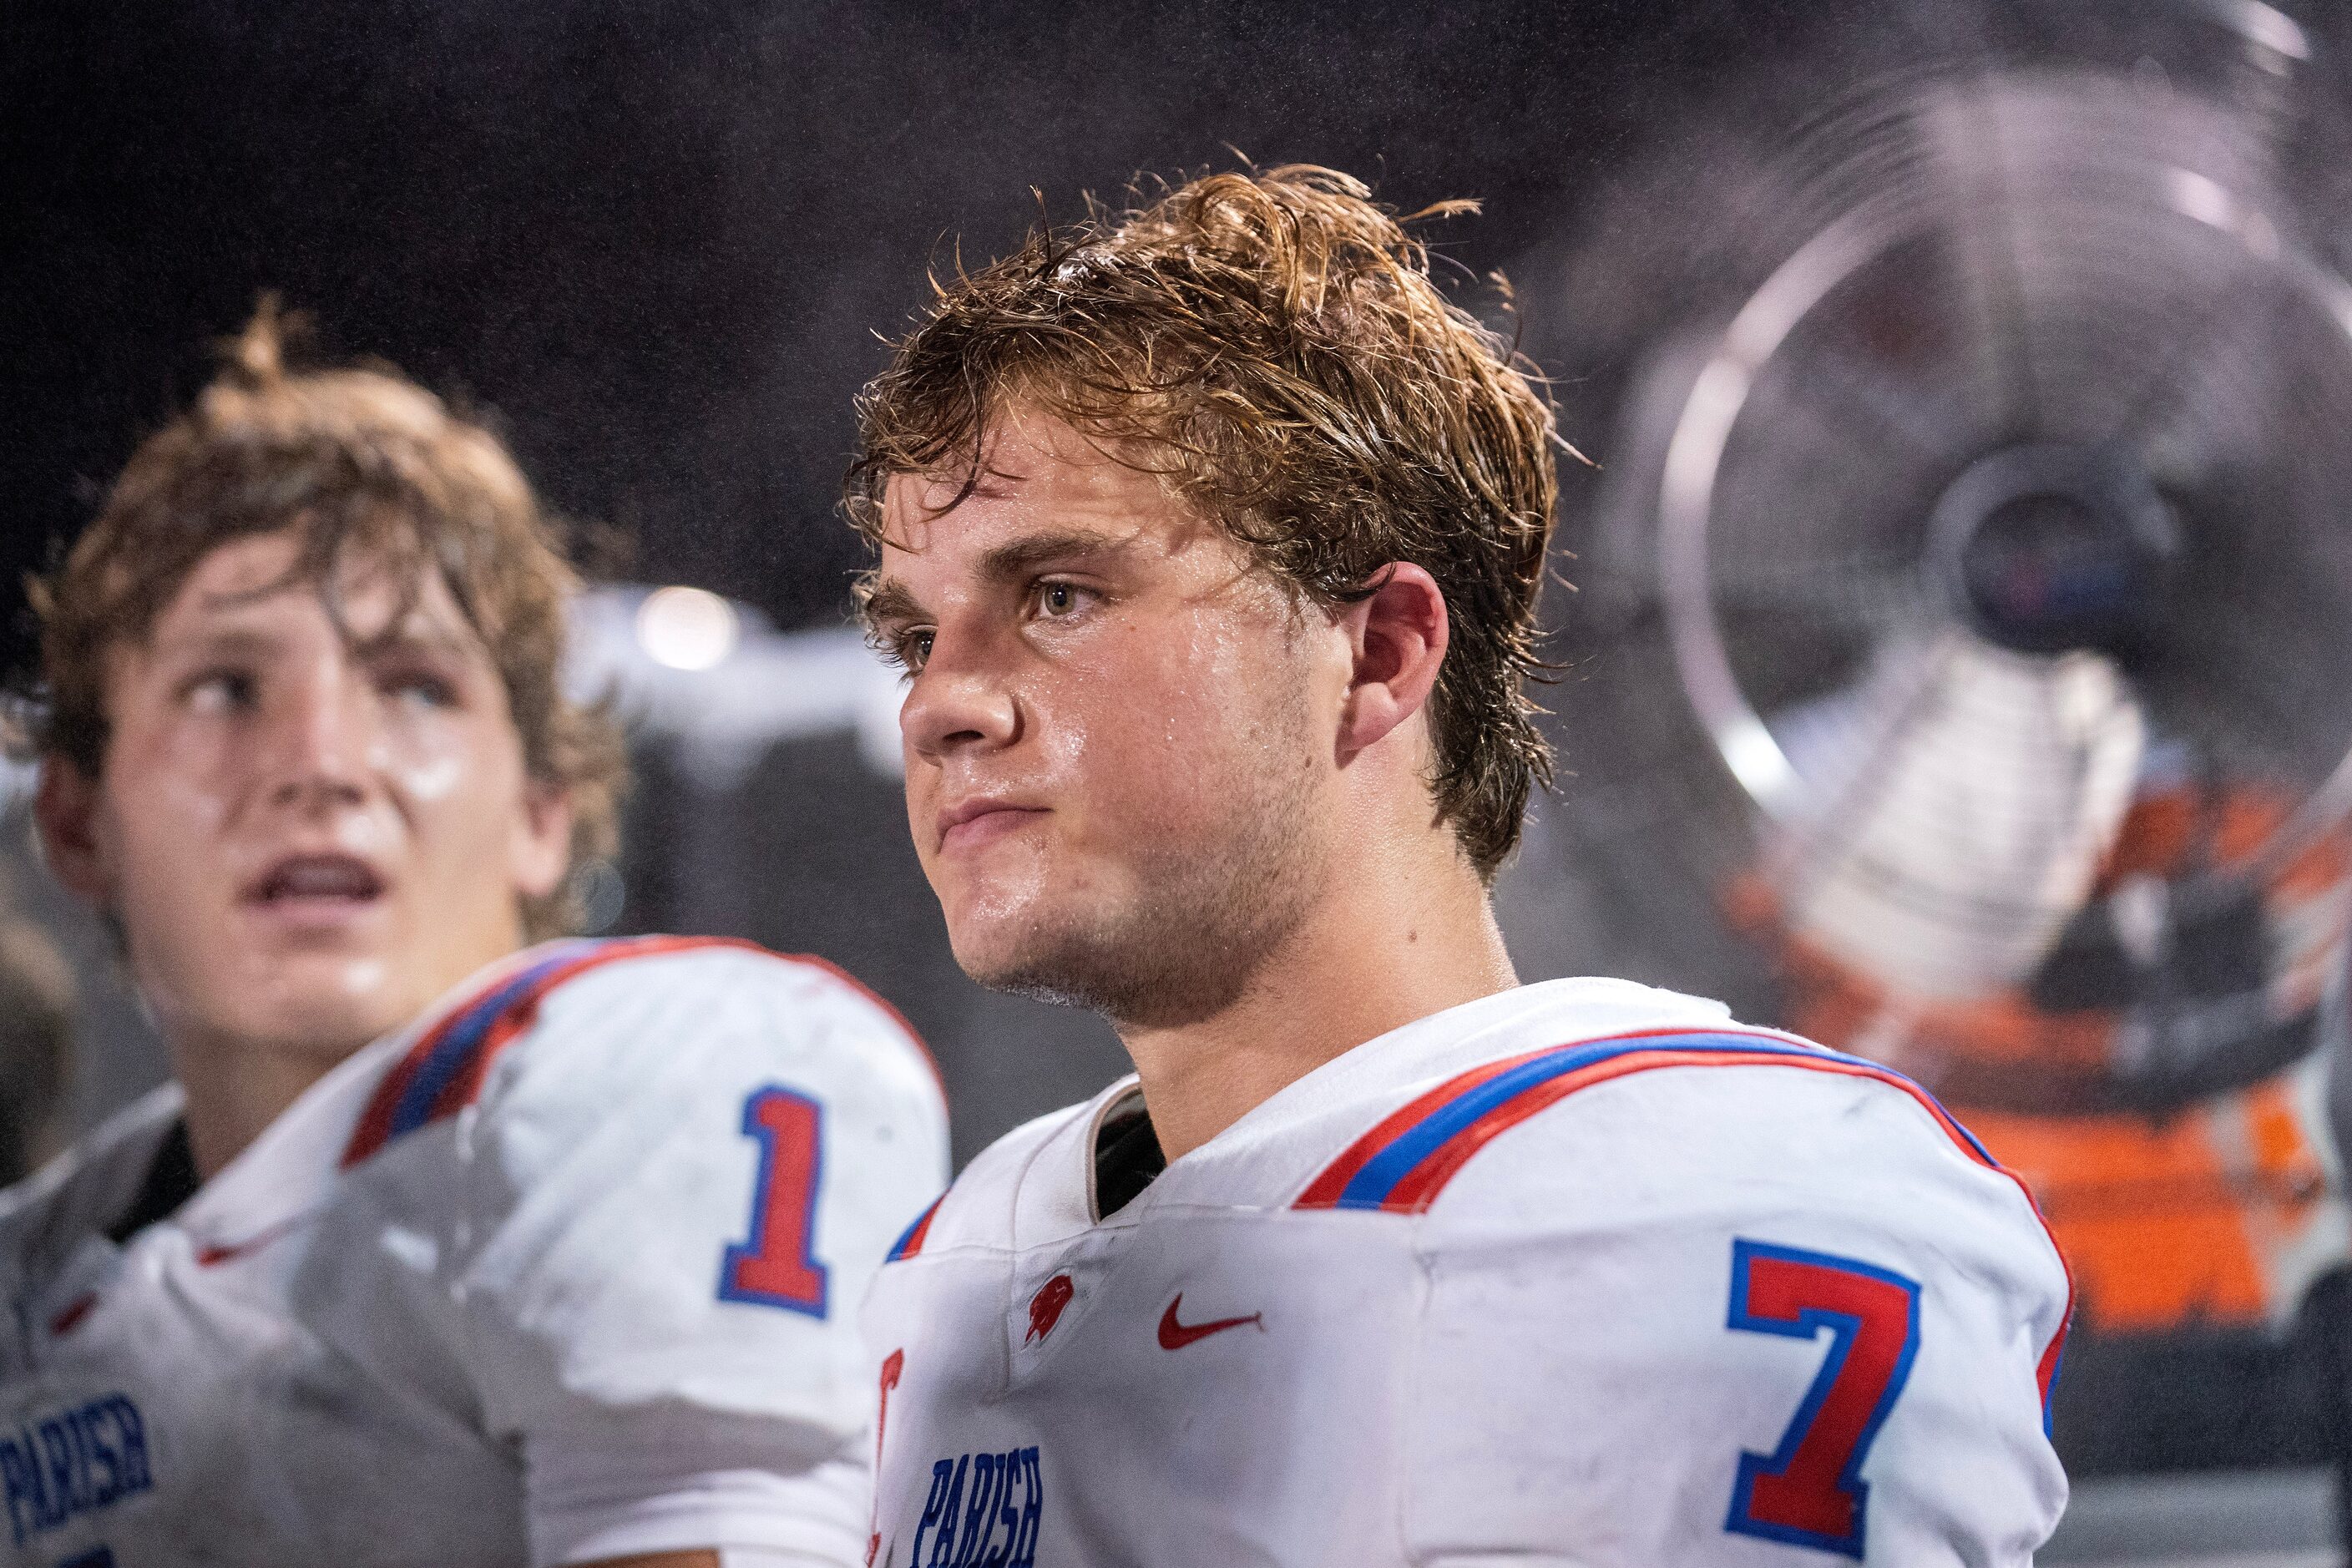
1295,1025,2002,1214
886,1194,945,1262
341,934,937,1168
1293,1024,2073,1415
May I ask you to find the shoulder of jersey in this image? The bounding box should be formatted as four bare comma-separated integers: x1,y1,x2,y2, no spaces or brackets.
1287,978,2050,1243
1284,979,2076,1413
341,934,940,1169
1131,977,2057,1259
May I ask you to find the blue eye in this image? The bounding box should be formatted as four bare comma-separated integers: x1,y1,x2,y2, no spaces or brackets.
386,671,458,709
185,670,258,714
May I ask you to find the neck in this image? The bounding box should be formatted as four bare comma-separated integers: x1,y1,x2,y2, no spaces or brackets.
165,1024,362,1181
1118,837,1517,1162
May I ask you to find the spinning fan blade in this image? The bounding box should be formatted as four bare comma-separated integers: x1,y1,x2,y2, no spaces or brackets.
1658,66,2352,958
1776,633,2146,1001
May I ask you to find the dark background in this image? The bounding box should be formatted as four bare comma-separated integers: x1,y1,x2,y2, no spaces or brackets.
3,0,2059,661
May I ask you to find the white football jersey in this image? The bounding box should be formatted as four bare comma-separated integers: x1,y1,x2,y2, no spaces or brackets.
863,978,2071,1567
0,935,949,1568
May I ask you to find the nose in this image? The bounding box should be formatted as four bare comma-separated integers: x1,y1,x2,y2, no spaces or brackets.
264,660,373,813
899,631,1020,763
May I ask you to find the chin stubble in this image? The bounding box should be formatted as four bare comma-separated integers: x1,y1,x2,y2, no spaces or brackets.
969,706,1323,1030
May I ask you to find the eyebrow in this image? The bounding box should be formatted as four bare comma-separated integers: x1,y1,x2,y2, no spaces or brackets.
974,528,1130,582
348,621,475,661
150,624,286,664
859,579,924,634
861,528,1134,633
154,602,477,664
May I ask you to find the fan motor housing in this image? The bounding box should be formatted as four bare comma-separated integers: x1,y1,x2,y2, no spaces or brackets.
1926,443,2181,661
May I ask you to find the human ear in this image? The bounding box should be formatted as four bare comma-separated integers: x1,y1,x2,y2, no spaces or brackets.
509,779,575,903
1334,563,1449,765
33,759,113,908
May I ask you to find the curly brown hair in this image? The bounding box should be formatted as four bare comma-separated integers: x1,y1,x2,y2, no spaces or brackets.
31,303,624,938
844,165,1562,878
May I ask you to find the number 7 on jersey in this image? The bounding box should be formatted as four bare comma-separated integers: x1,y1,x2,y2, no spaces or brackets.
1723,1237,1921,1560
719,1086,830,1317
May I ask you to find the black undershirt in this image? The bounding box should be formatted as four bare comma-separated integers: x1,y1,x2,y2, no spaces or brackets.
105,1120,199,1245
1093,1100,1166,1220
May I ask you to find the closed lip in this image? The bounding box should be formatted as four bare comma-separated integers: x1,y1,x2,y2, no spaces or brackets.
935,797,1046,851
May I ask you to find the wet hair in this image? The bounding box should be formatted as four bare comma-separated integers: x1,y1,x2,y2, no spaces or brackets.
30,302,623,938
845,165,1562,878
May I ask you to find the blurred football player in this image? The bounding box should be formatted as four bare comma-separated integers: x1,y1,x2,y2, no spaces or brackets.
848,169,2071,1565
0,309,948,1566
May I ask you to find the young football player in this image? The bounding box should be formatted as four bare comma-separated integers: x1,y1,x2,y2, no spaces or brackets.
1,311,948,1567
849,169,2071,1565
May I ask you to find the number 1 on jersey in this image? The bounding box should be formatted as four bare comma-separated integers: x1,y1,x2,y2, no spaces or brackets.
720,1086,829,1317
1723,1238,1920,1560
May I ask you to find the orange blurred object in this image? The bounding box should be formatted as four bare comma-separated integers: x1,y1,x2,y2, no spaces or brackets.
1741,786,2351,1332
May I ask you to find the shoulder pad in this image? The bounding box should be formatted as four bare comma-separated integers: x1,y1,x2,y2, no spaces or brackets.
341,936,928,1167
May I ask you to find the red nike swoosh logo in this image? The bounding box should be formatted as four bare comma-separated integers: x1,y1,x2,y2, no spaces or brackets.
1157,1293,1263,1349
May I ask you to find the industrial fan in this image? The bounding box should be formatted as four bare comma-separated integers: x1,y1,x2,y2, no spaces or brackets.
1548,0,2352,1472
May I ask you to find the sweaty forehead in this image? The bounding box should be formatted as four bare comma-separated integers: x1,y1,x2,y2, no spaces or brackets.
878,423,1183,561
